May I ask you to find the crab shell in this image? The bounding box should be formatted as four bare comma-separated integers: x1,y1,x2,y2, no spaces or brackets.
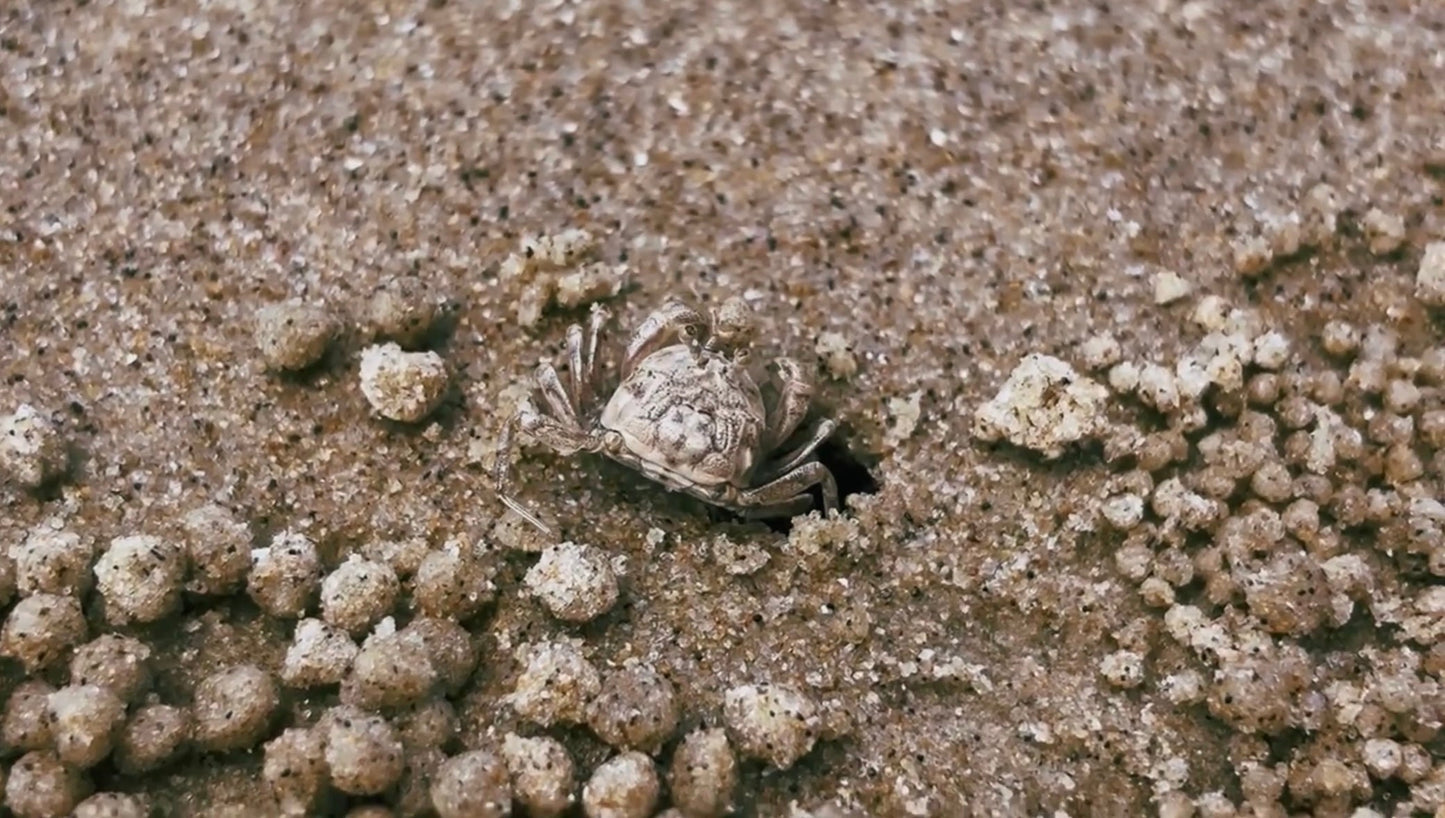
598,344,767,490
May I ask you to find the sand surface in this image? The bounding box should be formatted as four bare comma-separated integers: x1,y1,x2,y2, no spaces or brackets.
3,0,1445,815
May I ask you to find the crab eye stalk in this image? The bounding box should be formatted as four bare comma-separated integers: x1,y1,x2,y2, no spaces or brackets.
708,295,756,352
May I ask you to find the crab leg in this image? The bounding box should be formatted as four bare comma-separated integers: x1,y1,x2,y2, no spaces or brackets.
535,363,579,428
585,306,608,372
493,411,553,535
735,460,839,516
621,299,705,379
567,305,610,413
566,324,588,415
493,404,612,536
754,418,836,485
517,409,606,456
763,357,814,451
734,493,816,521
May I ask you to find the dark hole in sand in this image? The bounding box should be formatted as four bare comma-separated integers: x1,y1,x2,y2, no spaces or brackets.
755,429,880,534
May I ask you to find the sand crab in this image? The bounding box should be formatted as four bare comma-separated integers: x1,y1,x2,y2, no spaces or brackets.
495,296,839,534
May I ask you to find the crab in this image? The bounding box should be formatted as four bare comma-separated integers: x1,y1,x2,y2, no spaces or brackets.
494,296,840,535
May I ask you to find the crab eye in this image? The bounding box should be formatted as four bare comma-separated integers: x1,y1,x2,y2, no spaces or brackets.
733,348,751,363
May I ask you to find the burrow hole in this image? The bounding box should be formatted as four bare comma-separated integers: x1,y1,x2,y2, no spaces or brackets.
757,425,880,534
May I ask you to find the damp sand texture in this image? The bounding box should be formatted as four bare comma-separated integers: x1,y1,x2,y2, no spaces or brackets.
3,1,1445,817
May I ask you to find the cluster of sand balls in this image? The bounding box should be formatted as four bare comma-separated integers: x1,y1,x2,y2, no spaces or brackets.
0,514,252,673
975,222,1445,815
496,229,630,327
0,246,842,816
253,561,817,817
0,505,280,815
491,637,820,817
0,468,815,815
0,635,281,815
253,278,452,423
0,499,488,816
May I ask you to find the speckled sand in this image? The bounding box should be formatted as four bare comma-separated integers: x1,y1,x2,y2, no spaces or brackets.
3,1,1445,816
